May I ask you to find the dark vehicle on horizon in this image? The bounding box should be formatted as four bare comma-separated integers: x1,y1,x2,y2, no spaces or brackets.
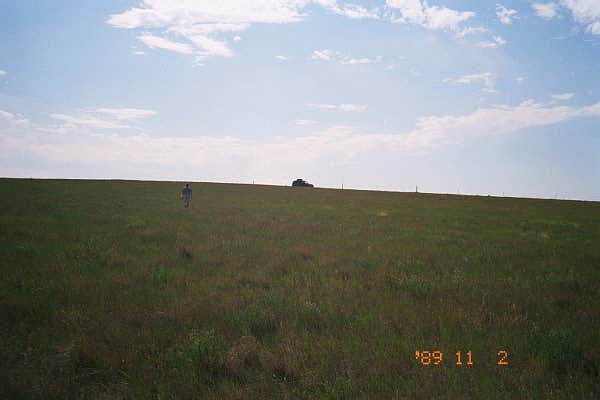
292,178,314,187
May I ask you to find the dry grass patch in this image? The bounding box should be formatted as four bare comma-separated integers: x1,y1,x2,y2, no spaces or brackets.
222,336,261,379
234,273,272,290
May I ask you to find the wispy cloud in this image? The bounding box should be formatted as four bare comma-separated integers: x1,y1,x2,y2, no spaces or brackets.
311,49,382,65
551,92,575,100
456,26,489,37
587,21,600,34
95,108,156,120
476,35,506,48
41,107,156,133
496,4,519,24
295,119,318,126
108,1,384,62
443,72,497,93
49,113,131,130
275,55,288,61
307,103,368,112
327,2,381,20
0,110,29,129
532,1,600,35
137,33,194,54
561,0,600,25
386,0,475,32
0,69,6,76
532,2,560,19
108,1,512,64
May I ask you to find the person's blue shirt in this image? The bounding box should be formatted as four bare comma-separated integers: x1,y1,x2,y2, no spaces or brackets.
182,187,192,199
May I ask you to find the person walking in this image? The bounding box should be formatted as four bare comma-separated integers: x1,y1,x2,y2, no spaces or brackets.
181,183,192,208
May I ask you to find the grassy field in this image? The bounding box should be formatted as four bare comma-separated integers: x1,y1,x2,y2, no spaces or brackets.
1,178,599,399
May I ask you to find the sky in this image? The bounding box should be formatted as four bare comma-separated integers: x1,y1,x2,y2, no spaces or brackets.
1,0,599,200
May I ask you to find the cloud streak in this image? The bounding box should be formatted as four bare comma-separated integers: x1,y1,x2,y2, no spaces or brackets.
551,92,576,100
307,103,368,112
311,49,382,64
443,72,497,93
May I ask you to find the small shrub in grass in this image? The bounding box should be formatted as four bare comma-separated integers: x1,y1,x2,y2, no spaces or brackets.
297,300,323,332
183,329,222,384
293,245,314,261
223,305,278,338
234,273,272,289
384,272,432,299
529,330,583,375
178,245,193,259
314,377,356,399
150,266,173,288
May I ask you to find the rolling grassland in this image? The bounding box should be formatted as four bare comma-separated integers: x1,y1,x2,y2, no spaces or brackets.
1,179,599,398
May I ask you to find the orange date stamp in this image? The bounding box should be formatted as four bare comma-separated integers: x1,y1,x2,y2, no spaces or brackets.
415,350,509,366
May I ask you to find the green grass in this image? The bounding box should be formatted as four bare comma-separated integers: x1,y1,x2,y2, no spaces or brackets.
1,178,599,399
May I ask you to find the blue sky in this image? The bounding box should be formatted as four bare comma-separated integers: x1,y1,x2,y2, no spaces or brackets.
1,0,599,200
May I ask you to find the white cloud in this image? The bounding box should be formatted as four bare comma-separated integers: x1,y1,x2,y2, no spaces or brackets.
0,110,29,129
533,1,600,35
476,35,506,48
496,4,519,24
107,2,307,29
275,55,289,61
311,49,333,61
108,1,383,62
342,56,383,65
456,26,489,37
386,0,475,31
561,0,600,34
587,21,600,34
560,0,600,23
49,113,131,130
108,1,511,62
311,49,382,64
443,72,497,93
327,3,381,19
384,2,500,47
42,108,156,132
307,103,368,112
138,33,194,54
295,119,318,125
187,35,234,59
0,69,6,76
551,92,576,100
532,2,560,19
95,108,156,120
